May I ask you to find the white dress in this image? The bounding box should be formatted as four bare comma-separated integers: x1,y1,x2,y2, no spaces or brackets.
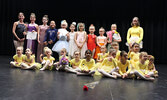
52,29,69,53
68,32,77,57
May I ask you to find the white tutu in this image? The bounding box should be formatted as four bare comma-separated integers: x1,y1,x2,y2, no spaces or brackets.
126,36,143,48
52,29,69,53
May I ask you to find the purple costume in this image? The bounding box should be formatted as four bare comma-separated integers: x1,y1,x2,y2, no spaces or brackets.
26,24,37,54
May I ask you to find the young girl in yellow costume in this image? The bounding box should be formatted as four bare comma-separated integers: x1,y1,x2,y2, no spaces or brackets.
76,50,95,76
147,55,158,77
98,49,120,79
128,43,140,71
65,51,82,73
95,46,108,75
40,47,55,71
20,48,41,70
133,52,154,81
117,51,131,79
110,42,121,61
10,46,25,67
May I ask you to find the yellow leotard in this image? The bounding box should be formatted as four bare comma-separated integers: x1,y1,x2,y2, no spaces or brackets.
70,59,82,67
117,60,131,75
135,61,149,75
24,55,41,69
13,54,25,66
24,55,35,66
148,63,158,74
116,50,121,61
128,51,140,68
97,53,108,63
100,58,117,73
127,26,143,44
43,56,55,63
79,59,95,71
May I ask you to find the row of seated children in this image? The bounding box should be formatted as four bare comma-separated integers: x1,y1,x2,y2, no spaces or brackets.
10,42,158,81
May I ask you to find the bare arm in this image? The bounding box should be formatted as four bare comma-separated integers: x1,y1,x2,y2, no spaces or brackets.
12,22,20,41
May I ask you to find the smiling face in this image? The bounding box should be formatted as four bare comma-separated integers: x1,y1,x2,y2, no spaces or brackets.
42,17,48,25
79,24,84,31
18,13,25,21
132,17,139,26
74,51,80,59
100,46,106,53
30,15,36,23
111,43,119,51
16,47,23,55
61,23,67,29
50,21,56,28
70,24,75,31
141,54,148,61
121,52,128,61
89,26,95,34
111,24,117,31
99,28,105,36
25,48,32,56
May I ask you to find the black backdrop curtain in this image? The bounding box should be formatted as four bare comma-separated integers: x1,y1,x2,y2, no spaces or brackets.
0,0,167,64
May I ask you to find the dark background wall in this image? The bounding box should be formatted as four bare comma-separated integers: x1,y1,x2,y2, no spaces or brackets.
0,0,167,64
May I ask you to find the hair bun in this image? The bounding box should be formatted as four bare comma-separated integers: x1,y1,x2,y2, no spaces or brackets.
72,22,76,26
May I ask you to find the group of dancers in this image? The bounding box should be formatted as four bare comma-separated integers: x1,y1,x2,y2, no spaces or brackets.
10,12,158,81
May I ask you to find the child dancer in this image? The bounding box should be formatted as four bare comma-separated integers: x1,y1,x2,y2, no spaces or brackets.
128,43,140,69
68,22,77,59
52,20,69,54
94,27,107,59
98,49,120,79
12,12,26,51
57,48,69,71
54,48,69,71
75,23,87,59
147,55,158,77
117,51,131,79
96,46,108,63
76,50,95,76
43,21,58,60
133,52,154,81
95,46,108,75
106,24,121,51
111,42,121,61
40,47,55,71
10,46,25,67
20,48,41,70
65,51,82,73
37,15,49,62
87,24,96,58
26,13,39,55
